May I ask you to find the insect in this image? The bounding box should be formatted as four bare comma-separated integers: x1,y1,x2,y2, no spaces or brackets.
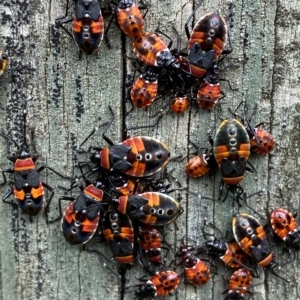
0,107,70,221
138,224,165,266
270,207,300,253
206,240,247,270
193,61,225,110
170,94,190,114
114,191,183,226
0,51,16,92
202,220,247,269
246,125,275,155
232,102,275,155
232,212,290,282
212,118,253,198
55,0,104,54
58,178,106,245
78,107,171,178
108,0,146,38
176,244,211,286
182,0,232,79
130,66,160,108
223,268,253,300
0,51,8,77
132,32,180,70
89,136,170,177
102,209,135,266
185,140,218,178
185,2,229,61
134,270,180,298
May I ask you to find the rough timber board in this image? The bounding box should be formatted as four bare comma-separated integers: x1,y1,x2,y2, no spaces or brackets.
0,0,299,299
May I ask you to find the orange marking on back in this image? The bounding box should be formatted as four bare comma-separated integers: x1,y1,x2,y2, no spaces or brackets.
118,196,128,214
258,253,273,267
100,148,110,169
116,255,133,264
82,217,100,233
140,214,157,225
103,229,114,241
31,182,44,199
214,146,230,164
14,188,25,200
223,176,243,185
84,185,103,201
90,17,104,34
15,158,35,171
133,137,145,152
72,18,82,33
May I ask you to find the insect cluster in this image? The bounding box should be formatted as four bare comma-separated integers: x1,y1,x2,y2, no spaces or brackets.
0,0,296,299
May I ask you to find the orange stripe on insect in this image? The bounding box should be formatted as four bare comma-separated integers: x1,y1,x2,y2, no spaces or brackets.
134,137,146,152
118,196,129,214
84,185,104,201
223,176,244,185
90,18,104,34
82,218,100,233
258,253,273,267
14,188,25,200
100,148,110,169
72,18,82,33
123,138,137,155
120,233,134,242
15,158,35,171
65,211,76,225
141,214,157,226
31,182,44,199
103,229,114,240
142,192,159,206
115,255,133,264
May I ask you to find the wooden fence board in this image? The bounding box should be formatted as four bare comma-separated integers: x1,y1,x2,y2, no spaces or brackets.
0,0,299,299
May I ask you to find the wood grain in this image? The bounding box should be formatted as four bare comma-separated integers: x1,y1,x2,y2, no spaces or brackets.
0,0,299,299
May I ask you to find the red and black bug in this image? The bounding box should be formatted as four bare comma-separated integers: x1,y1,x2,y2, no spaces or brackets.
0,107,70,221
56,0,104,54
108,0,146,38
182,5,227,78
58,178,106,245
185,0,229,59
202,221,247,269
78,107,171,178
248,127,275,155
193,61,225,110
185,140,218,178
102,209,135,266
170,94,190,114
132,32,180,70
186,12,228,60
88,135,171,177
240,119,275,155
138,224,164,266
212,118,253,198
114,191,183,226
134,270,180,298
206,240,247,270
232,212,274,269
130,66,160,108
0,51,8,77
232,103,275,155
176,244,211,286
270,207,300,253
223,268,253,300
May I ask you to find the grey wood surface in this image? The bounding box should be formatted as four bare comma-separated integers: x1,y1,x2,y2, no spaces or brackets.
0,0,299,299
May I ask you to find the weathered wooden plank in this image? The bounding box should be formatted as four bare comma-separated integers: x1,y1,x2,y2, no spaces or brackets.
0,0,299,299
